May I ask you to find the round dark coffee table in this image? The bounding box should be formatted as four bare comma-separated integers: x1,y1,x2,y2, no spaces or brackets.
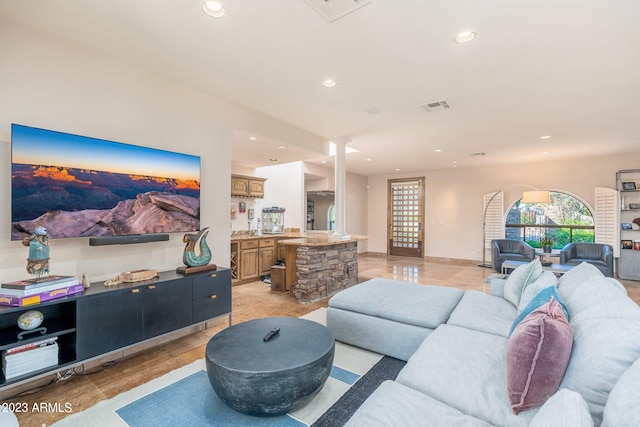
205,316,335,416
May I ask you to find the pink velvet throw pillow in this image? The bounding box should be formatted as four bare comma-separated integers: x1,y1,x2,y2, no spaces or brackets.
506,297,573,414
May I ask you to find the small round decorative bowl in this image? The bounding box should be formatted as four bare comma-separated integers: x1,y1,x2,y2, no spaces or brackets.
17,310,44,331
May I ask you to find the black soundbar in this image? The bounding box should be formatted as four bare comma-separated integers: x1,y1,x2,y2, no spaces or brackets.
89,234,170,246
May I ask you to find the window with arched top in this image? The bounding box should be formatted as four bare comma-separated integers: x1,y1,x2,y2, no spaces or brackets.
327,204,336,231
505,191,595,249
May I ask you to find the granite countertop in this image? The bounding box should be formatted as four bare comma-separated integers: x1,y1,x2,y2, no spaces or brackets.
230,231,368,246
278,233,368,247
230,232,302,241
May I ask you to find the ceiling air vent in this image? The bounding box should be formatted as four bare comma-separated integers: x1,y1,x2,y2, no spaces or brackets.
421,100,451,113
303,0,372,23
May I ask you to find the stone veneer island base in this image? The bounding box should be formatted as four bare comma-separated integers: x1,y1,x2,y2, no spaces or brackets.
281,234,367,303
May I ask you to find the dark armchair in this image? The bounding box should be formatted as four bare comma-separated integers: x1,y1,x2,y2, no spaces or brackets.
559,243,614,277
491,239,536,272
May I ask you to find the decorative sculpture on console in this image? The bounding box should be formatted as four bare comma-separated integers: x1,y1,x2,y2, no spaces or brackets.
183,227,212,267
21,227,51,279
633,217,640,228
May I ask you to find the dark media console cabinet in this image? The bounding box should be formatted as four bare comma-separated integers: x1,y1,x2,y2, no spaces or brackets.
0,267,231,389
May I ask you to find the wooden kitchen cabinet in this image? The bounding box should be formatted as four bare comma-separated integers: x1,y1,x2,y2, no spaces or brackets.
233,237,284,283
231,174,266,198
248,179,265,198
239,240,260,281
259,239,275,276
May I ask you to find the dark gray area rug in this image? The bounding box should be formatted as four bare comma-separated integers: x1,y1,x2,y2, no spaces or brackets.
311,356,406,427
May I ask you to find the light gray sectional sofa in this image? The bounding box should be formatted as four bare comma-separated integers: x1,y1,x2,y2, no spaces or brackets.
326,261,640,426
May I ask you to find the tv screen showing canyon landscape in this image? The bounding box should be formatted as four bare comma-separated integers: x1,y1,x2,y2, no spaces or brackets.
11,124,201,241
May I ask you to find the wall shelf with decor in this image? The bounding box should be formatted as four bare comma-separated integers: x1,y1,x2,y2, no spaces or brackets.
617,169,640,280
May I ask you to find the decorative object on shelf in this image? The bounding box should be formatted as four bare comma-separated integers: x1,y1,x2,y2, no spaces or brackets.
82,273,91,289
635,240,640,251
16,310,47,340
629,203,640,210
248,208,255,220
622,240,633,250
634,218,640,228
622,223,633,230
21,227,50,279
105,269,160,286
622,182,637,190
182,227,212,267
17,310,44,330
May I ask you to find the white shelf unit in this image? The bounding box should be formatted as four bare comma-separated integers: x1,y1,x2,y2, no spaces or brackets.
617,169,640,280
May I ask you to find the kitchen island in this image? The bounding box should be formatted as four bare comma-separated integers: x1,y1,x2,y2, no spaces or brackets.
280,233,368,303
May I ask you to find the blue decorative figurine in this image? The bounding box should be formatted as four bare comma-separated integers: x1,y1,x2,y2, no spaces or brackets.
183,227,212,267
22,227,51,279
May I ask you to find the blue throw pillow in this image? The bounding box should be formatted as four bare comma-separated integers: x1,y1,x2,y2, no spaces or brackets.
509,286,569,336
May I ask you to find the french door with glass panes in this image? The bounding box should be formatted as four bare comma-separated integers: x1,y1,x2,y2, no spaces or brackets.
388,178,425,257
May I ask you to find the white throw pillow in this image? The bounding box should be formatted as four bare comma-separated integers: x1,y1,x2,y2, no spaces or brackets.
518,271,558,313
504,259,543,307
557,262,604,300
529,388,594,427
602,357,640,427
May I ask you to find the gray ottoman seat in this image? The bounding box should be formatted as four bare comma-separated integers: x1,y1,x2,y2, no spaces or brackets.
326,278,464,361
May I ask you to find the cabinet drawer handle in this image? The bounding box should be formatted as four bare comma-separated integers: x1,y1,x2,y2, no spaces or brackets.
209,294,218,299
148,285,156,290
210,273,217,278
131,289,140,294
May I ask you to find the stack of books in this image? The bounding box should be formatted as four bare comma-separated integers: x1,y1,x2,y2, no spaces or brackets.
2,337,59,379
0,275,83,307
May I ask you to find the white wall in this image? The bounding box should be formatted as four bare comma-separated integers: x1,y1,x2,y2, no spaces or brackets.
0,21,324,283
367,153,640,261
256,162,305,231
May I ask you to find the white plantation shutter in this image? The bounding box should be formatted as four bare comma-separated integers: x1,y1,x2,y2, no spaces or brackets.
482,191,504,267
484,191,504,249
594,187,619,257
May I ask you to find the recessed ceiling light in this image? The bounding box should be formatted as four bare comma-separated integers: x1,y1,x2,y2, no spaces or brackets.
454,30,477,43
395,168,401,171
248,136,257,141
322,79,337,88
269,158,278,162
365,158,372,162
202,1,226,17
277,146,286,150
434,149,442,153
322,160,327,164
540,135,552,140
542,151,550,155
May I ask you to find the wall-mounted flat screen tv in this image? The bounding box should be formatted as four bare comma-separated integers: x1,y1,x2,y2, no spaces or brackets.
11,124,201,241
